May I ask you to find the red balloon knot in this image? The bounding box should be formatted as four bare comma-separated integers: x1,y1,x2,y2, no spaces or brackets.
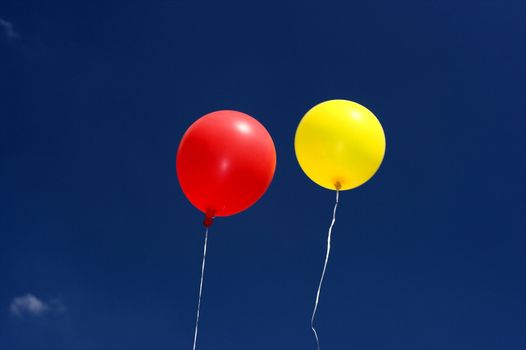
203,209,216,227
203,216,214,227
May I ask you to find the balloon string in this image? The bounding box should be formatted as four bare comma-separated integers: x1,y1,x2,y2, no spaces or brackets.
193,227,209,350
311,189,340,350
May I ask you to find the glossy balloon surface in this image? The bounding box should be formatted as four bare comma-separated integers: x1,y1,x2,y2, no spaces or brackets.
295,100,386,190
177,110,276,217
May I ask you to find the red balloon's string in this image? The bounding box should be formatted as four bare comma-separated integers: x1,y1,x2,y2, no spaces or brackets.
192,227,209,350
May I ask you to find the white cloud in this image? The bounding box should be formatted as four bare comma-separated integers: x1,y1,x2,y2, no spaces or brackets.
0,17,19,39
9,294,66,317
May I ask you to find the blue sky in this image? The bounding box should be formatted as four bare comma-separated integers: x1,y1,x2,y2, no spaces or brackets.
0,1,525,349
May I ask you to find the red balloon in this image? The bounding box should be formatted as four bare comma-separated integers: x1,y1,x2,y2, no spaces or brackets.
176,110,276,223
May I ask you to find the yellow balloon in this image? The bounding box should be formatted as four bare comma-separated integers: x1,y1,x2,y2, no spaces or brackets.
294,100,386,191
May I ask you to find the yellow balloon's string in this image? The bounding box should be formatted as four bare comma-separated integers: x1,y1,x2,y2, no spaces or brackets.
311,187,340,350
192,227,209,350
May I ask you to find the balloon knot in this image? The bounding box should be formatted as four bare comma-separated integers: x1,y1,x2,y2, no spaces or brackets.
203,209,215,227
335,182,342,191
203,217,214,227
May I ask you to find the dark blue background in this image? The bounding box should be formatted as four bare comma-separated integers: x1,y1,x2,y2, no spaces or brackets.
1,1,525,349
